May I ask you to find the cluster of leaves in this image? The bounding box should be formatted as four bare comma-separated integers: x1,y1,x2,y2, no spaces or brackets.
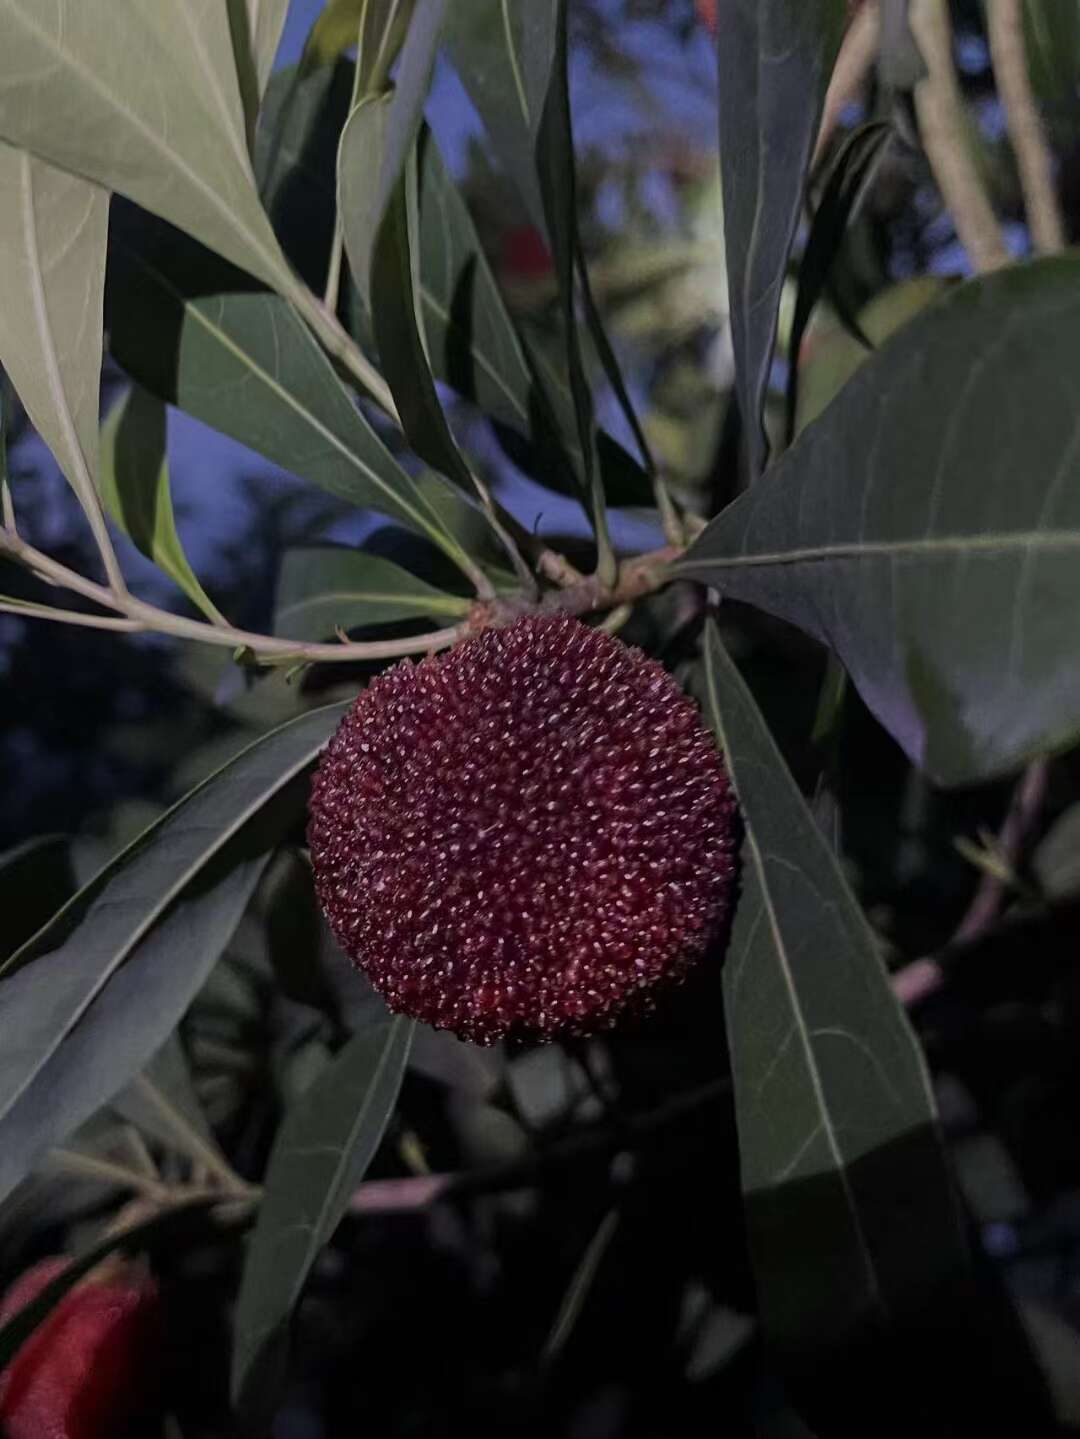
0,0,1079,1434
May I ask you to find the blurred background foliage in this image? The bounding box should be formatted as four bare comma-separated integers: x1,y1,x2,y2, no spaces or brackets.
3,1,1080,1434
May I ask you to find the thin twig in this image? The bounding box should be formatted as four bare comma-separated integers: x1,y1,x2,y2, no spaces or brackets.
909,0,1010,272
892,757,1051,1007
0,519,683,666
987,0,1066,254
812,1,882,172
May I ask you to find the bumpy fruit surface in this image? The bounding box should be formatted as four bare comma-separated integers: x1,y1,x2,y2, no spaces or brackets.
308,615,738,1044
0,1257,161,1439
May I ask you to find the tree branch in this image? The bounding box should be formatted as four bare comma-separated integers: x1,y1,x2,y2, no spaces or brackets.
812,1,882,172
909,0,1010,272
987,0,1065,255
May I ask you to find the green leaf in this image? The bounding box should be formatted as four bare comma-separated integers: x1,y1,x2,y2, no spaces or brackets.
231,1013,414,1419
785,122,894,446
99,386,227,625
795,276,945,433
343,109,485,514
531,0,612,569
301,0,416,88
701,622,969,1366
337,0,446,312
0,147,116,569
443,0,547,230
228,0,291,147
0,703,349,1208
0,0,290,292
715,0,846,476
679,257,1080,785
416,131,535,435
275,545,469,641
444,0,626,536
106,213,484,580
0,836,75,965
245,0,290,99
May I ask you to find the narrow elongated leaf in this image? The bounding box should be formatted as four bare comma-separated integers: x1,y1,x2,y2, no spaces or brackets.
343,106,484,510
444,0,600,514
785,123,893,445
0,836,74,964
301,0,415,85
0,704,348,1207
338,0,447,311
229,0,291,144
232,1014,414,1417
702,622,968,1364
99,387,226,625
247,0,290,98
715,0,846,476
532,0,612,564
275,545,469,641
0,148,115,566
680,258,1080,784
0,857,265,1209
0,0,289,291
106,213,484,579
443,0,547,230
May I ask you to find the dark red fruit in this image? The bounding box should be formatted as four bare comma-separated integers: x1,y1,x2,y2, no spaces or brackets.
696,0,717,33
308,615,739,1045
0,1256,161,1439
498,223,554,282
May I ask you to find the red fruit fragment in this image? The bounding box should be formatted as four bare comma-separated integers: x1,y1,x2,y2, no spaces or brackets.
697,0,717,34
499,223,554,282
0,1257,162,1439
308,615,739,1045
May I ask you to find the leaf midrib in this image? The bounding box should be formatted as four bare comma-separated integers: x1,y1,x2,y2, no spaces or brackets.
0,707,344,1120
679,528,1080,573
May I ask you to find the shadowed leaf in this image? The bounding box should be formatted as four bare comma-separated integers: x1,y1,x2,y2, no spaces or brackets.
232,1013,414,1420
680,258,1080,784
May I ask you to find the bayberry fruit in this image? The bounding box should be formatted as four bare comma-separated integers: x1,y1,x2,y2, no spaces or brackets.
308,615,738,1045
0,1257,161,1439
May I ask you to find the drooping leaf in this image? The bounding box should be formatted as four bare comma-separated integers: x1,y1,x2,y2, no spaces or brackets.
1033,802,1080,902
99,386,226,625
416,131,535,434
0,0,289,291
531,0,613,568
301,0,416,87
228,0,291,146
0,147,116,571
445,0,626,549
275,545,469,641
247,0,291,99
680,258,1080,785
106,211,485,581
231,1013,414,1419
338,0,445,303
0,836,75,965
443,0,548,230
702,622,970,1369
714,0,847,476
0,704,349,1207
785,123,894,446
